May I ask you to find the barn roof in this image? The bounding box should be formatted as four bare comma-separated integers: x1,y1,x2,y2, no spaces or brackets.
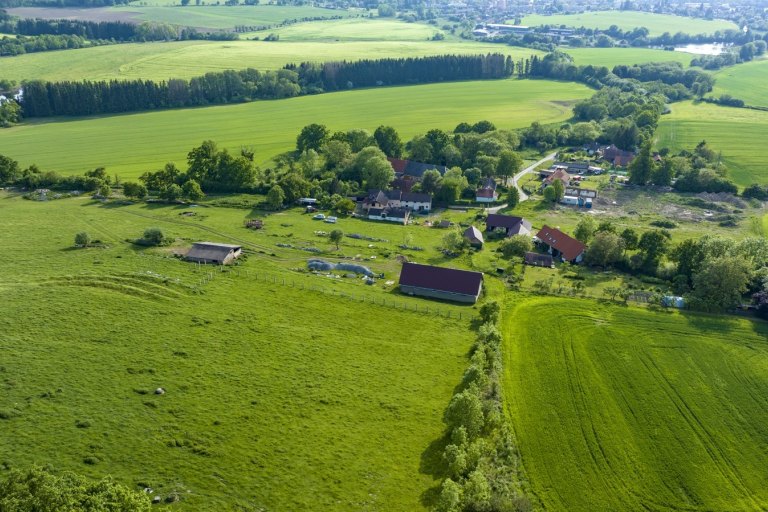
536,226,586,261
463,226,484,245
399,262,483,296
187,242,241,261
524,252,553,266
386,157,447,178
486,214,531,234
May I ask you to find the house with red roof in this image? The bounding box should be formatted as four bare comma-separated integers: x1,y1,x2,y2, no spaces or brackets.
534,225,586,263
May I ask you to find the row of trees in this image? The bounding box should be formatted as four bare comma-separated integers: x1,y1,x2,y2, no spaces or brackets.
691,41,768,70
19,54,513,118
0,33,95,56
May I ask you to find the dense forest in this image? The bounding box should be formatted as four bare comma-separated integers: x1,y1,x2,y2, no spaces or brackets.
19,54,514,118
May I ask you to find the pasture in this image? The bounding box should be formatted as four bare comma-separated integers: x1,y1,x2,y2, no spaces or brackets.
565,47,692,68
657,101,768,186
711,58,768,108
0,78,591,178
503,297,768,512
0,40,542,82
0,192,476,511
244,18,441,41
522,11,738,37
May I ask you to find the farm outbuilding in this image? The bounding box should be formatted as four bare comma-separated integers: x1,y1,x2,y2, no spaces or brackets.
399,262,483,304
186,242,242,265
524,252,554,268
463,226,485,248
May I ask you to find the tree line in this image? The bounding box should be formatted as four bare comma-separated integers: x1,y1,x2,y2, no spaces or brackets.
19,54,514,118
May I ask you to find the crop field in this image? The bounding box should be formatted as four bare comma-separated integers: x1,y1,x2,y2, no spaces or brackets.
0,40,542,83
0,78,591,178
711,58,768,108
565,47,692,68
657,101,768,186
503,297,768,512
522,11,738,37
0,192,477,511
6,5,349,30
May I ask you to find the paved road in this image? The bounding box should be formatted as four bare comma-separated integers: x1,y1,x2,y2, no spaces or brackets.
510,151,558,202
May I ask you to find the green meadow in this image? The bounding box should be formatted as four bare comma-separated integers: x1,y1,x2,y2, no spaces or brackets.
503,297,768,512
711,58,768,108
522,11,738,37
0,40,542,82
565,47,692,68
245,18,442,41
0,192,478,510
0,78,591,178
657,101,768,186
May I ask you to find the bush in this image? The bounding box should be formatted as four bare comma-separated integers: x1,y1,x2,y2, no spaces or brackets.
140,227,166,246
74,232,91,247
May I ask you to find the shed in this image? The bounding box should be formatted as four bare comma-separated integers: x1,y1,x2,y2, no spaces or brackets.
485,214,532,237
524,252,554,268
399,262,483,304
186,242,242,265
463,226,485,248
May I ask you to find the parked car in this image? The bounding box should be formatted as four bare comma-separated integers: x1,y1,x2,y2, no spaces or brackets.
324,216,338,224
312,213,326,220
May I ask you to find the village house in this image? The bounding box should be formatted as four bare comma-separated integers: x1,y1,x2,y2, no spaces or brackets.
475,178,499,203
535,225,586,264
398,262,484,304
361,189,432,213
367,206,410,225
602,145,636,167
541,168,571,191
485,214,532,238
463,226,485,248
186,242,242,265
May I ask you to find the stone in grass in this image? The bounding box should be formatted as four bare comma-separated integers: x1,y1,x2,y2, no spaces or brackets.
155,387,166,395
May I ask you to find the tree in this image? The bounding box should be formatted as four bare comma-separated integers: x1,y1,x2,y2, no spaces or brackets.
267,184,285,209
296,123,329,153
543,185,558,203
0,466,151,512
500,235,533,258
463,470,491,510
444,389,484,439
182,179,205,201
670,238,706,284
584,232,625,267
74,232,91,247
507,187,520,209
652,158,675,186
278,173,311,204
638,229,671,270
550,179,565,201
0,154,20,184
329,229,343,250
496,150,522,181
479,300,500,323
97,182,111,198
691,256,751,312
628,140,653,185
435,479,462,512
440,230,468,255
122,182,147,200
186,140,218,184
333,198,356,215
362,156,395,190
142,227,166,246
420,169,442,195
574,216,596,244
620,228,639,250
160,183,183,201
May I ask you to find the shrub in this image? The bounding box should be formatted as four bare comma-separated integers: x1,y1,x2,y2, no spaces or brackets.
74,232,91,247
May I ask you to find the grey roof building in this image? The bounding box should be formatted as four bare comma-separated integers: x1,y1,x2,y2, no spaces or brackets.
186,242,242,265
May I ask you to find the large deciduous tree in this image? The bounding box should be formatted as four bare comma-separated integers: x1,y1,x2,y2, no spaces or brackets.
296,123,329,153
691,256,751,312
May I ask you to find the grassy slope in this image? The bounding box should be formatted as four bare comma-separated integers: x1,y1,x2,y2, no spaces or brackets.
245,18,440,41
503,297,768,512
522,11,738,37
711,58,768,108
0,193,474,511
0,78,591,178
0,40,541,82
657,101,768,186
566,47,692,67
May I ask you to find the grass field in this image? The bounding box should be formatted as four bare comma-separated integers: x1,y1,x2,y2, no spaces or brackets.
522,11,738,37
711,58,768,108
565,47,692,68
244,18,441,41
7,5,351,30
0,78,591,178
0,192,477,511
503,297,768,512
657,101,768,186
0,40,542,82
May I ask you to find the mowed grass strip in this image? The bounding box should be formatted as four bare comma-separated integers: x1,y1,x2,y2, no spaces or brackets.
0,194,473,511
0,40,542,82
0,79,591,179
566,47,693,68
711,58,768,108
657,100,768,186
503,296,768,512
522,11,738,37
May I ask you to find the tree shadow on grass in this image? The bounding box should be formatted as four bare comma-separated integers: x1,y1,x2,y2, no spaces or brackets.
679,309,741,334
419,432,450,509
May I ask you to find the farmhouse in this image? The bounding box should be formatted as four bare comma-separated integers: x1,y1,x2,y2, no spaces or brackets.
475,178,498,203
602,145,636,167
399,262,483,304
387,157,447,181
485,214,532,237
535,225,586,264
524,252,554,268
361,189,432,213
463,226,485,248
186,242,242,265
541,169,571,190
367,207,410,225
